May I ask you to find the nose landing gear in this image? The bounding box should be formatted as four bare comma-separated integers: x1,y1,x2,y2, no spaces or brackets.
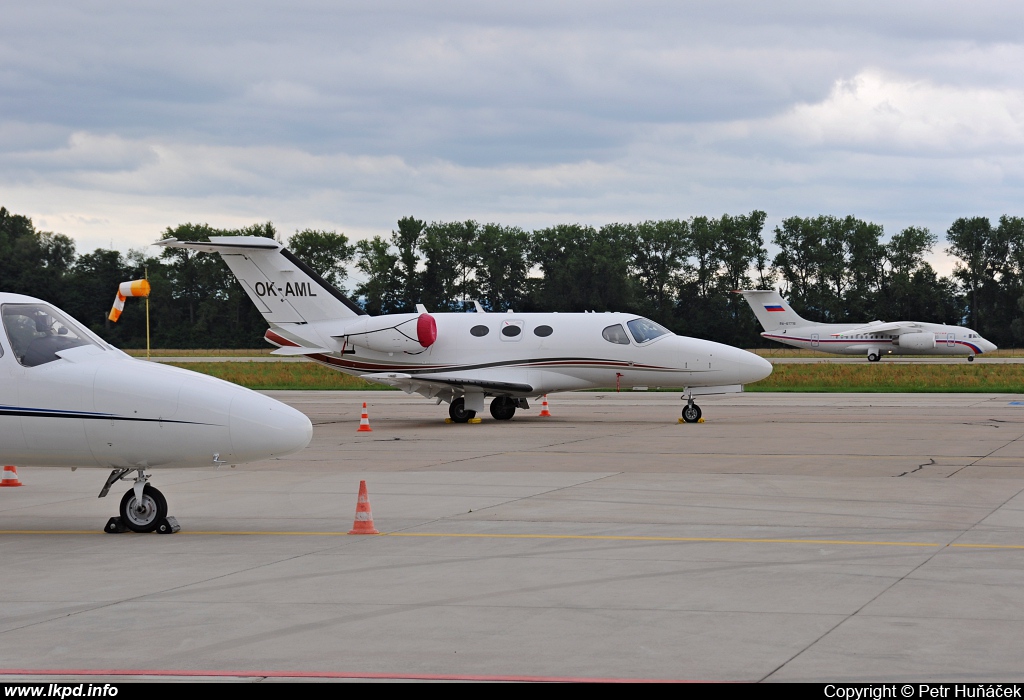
100,468,179,534
681,397,702,423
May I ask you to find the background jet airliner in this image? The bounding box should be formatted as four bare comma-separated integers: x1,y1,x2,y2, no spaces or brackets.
0,292,312,532
736,289,997,361
159,237,773,423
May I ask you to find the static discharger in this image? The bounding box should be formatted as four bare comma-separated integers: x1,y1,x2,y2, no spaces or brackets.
0,466,22,487
348,480,379,534
356,402,372,432
539,395,552,417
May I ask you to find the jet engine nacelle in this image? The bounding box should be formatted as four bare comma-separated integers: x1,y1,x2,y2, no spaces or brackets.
895,332,935,350
336,313,437,352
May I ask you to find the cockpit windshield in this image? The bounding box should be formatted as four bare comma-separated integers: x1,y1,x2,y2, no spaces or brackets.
2,303,102,367
626,317,672,344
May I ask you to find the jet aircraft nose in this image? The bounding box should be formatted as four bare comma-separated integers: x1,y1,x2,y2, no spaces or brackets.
979,338,998,354
725,346,774,385
228,391,313,463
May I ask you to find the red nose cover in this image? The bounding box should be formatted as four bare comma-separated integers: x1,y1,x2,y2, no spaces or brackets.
417,313,437,347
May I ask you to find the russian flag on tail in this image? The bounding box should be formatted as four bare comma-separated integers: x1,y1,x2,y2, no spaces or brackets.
109,280,151,322
764,304,785,312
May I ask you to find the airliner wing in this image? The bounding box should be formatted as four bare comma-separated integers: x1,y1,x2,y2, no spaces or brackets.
362,372,533,395
831,321,922,337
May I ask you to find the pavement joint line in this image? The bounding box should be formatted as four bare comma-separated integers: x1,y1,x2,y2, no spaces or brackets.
0,668,693,683
2,530,1023,549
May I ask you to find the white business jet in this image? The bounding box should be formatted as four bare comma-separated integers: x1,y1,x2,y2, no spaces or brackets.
735,289,997,361
0,293,313,532
158,237,773,423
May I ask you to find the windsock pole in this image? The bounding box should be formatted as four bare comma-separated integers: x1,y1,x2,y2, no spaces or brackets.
145,267,150,361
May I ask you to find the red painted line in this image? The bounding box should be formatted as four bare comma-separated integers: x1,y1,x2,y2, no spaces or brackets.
0,668,697,683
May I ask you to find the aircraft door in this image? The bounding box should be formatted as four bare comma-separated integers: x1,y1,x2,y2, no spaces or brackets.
811,333,819,348
946,333,955,347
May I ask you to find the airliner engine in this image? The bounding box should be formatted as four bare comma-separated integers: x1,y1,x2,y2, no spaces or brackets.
336,313,437,352
895,332,935,350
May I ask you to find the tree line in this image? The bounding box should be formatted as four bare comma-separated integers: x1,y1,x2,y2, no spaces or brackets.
1,205,1022,349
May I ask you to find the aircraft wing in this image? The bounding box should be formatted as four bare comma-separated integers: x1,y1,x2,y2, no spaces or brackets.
361,372,533,395
831,321,923,337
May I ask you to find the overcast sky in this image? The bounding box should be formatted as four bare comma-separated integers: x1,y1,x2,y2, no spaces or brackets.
3,1,1023,275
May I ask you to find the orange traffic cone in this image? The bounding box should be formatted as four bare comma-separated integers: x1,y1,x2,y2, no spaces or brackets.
348,480,379,534
0,466,22,487
356,402,373,432
539,395,552,417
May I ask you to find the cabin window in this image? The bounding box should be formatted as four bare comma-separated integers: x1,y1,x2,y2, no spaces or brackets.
470,325,489,337
626,317,671,344
500,320,525,341
602,324,630,344
534,325,553,337
2,303,101,367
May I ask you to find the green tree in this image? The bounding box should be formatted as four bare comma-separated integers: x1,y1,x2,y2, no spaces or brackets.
420,220,480,311
946,216,998,332
287,229,355,293
626,219,688,324
354,236,402,315
474,223,531,312
391,216,425,311
530,224,633,312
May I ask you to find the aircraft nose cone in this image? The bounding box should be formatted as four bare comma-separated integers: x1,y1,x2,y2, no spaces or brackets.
228,391,313,462
730,348,773,384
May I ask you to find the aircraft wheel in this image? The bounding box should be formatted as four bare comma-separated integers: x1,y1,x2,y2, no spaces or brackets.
449,397,476,423
968,356,975,362
867,353,880,362
682,403,702,423
119,485,168,533
489,397,516,421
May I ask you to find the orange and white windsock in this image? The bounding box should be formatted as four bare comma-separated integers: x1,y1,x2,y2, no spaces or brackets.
108,280,151,322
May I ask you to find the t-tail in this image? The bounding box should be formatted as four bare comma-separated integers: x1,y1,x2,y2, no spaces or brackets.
733,290,816,331
156,236,366,324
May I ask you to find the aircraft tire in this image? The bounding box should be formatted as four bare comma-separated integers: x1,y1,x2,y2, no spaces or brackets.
119,485,168,533
489,397,516,421
968,356,975,362
867,353,880,362
449,397,476,423
682,404,702,423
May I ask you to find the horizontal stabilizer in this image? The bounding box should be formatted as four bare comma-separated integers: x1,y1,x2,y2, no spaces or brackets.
270,346,331,356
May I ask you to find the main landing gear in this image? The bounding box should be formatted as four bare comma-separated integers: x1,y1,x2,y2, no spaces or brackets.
489,396,517,421
448,395,528,422
99,468,179,534
449,397,476,423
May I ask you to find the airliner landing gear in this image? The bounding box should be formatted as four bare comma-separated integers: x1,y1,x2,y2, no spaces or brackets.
489,396,517,421
99,468,179,534
681,399,702,423
449,397,476,423
968,356,975,362
867,351,881,362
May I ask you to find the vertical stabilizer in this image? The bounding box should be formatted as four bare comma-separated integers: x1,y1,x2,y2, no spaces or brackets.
157,236,366,324
733,290,815,331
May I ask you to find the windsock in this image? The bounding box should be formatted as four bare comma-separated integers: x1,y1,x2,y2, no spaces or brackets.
109,280,151,322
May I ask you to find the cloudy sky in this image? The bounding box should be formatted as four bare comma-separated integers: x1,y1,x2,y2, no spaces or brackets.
3,1,1023,274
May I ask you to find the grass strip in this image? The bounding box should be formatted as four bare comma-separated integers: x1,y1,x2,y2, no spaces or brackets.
746,362,1024,392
